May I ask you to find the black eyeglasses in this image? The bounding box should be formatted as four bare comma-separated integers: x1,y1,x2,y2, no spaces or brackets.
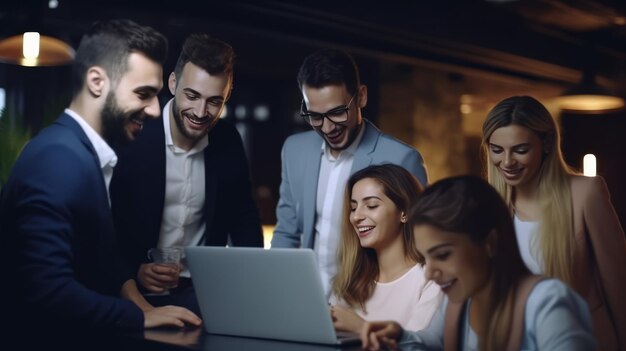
300,95,355,127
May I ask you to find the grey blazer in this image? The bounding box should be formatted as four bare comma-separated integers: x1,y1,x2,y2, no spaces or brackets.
271,119,428,249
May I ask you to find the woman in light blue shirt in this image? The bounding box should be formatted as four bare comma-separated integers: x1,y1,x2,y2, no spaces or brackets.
361,176,595,351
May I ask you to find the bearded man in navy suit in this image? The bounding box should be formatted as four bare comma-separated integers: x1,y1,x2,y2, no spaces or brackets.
0,19,200,350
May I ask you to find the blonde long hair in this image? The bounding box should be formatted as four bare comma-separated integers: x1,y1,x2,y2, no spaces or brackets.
410,175,531,351
481,96,575,285
332,164,423,310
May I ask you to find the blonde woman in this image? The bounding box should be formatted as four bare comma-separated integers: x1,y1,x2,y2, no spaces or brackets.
330,164,441,334
361,176,595,351
482,95,626,350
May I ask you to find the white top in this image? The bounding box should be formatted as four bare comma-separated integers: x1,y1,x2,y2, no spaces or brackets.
157,99,208,278
514,215,543,274
397,279,595,351
332,264,442,331
64,108,117,204
314,126,365,298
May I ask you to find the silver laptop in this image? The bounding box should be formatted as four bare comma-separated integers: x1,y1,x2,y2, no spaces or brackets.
185,246,360,346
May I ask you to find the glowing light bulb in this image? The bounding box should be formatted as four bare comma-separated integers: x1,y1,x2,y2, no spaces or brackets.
22,32,40,59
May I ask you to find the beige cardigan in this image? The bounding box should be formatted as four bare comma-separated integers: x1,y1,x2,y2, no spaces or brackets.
570,175,626,351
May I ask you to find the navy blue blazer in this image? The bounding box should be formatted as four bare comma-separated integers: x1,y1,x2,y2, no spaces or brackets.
0,114,143,337
110,115,263,277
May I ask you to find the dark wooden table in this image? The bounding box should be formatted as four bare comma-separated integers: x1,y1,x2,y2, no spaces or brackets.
120,327,364,351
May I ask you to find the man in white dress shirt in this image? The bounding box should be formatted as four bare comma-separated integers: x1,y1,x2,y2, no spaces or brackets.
110,33,263,315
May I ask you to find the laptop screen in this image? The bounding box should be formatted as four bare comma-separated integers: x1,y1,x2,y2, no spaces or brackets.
186,247,359,345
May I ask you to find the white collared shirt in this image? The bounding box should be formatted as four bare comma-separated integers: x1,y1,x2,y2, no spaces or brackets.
158,99,208,278
314,125,365,298
64,108,117,205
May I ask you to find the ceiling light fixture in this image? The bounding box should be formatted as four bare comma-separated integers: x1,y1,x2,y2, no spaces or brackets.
0,32,74,67
557,70,625,114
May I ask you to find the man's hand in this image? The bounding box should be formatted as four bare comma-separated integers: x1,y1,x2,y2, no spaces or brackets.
144,305,202,329
137,263,180,293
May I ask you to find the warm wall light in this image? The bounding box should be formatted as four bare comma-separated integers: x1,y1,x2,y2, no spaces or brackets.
583,154,596,177
557,71,625,113
0,33,74,67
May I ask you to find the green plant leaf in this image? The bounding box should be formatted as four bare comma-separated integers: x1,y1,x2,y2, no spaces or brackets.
0,107,32,187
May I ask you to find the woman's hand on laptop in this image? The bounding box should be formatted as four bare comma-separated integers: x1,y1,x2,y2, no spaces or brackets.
330,305,365,333
360,320,401,350
144,305,202,329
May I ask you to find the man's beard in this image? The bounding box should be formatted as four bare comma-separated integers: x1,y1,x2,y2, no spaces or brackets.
101,93,141,147
171,99,215,143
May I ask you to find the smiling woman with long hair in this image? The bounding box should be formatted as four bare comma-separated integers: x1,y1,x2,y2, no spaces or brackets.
330,164,441,334
482,96,626,350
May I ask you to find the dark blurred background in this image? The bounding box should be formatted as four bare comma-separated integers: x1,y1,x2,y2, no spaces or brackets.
1,0,625,235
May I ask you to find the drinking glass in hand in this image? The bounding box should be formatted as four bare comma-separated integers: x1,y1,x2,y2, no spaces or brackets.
147,247,182,289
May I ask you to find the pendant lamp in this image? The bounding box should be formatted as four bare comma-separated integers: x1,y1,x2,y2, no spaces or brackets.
0,32,74,67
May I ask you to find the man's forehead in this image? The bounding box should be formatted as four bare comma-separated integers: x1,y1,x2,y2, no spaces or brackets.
303,85,350,110
118,53,163,86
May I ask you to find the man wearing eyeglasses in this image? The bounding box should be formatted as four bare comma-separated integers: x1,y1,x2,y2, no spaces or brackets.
271,48,428,297
110,34,263,315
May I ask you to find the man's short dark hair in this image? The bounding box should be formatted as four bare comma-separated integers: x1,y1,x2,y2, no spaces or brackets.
297,48,361,96
71,19,168,98
173,33,235,82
